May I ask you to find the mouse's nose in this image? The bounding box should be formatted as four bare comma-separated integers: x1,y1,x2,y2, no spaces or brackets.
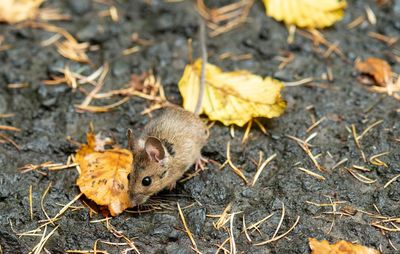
130,193,148,207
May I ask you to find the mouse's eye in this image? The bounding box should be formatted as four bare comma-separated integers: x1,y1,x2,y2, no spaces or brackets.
142,176,152,186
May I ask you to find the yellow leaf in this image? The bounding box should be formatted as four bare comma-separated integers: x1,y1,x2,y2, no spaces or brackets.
0,0,44,24
262,0,347,29
309,238,380,254
178,59,286,127
76,132,133,216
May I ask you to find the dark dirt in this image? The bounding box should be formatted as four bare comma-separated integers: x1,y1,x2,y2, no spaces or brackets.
1,0,400,253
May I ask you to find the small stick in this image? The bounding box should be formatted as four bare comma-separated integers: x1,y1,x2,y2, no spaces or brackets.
253,216,300,245
226,142,249,184
48,163,78,171
252,154,276,186
331,158,348,170
0,133,20,150
369,151,390,167
357,120,383,141
388,239,398,251
0,113,14,118
194,17,207,115
29,185,33,220
76,97,130,113
306,117,326,133
298,167,325,181
229,214,236,254
272,202,285,239
384,174,400,189
253,119,267,134
41,183,53,225
0,125,21,132
242,215,252,242
247,213,275,232
347,168,376,184
306,200,346,207
177,203,198,251
371,223,400,232
32,225,60,254
352,165,371,172
66,249,109,253
284,77,313,87
230,125,235,138
214,202,232,229
242,120,252,143
43,193,83,224
347,16,365,29
215,237,230,254
79,64,109,107
351,124,361,149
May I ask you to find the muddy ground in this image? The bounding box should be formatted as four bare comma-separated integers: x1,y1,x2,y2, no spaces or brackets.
1,0,400,253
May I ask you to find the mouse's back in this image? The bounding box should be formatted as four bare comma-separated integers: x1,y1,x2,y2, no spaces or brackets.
142,107,208,148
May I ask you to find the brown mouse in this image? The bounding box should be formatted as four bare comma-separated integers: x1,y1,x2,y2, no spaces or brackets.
128,107,209,206
128,18,209,207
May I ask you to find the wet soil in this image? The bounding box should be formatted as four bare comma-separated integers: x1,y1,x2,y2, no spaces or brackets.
1,0,400,253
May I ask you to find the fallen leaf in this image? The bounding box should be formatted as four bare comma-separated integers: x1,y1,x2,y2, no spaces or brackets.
178,59,286,127
262,0,347,29
76,131,133,216
355,57,392,86
0,0,44,24
309,238,380,254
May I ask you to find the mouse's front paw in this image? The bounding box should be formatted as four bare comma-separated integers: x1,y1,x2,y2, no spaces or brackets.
195,156,208,171
167,182,176,191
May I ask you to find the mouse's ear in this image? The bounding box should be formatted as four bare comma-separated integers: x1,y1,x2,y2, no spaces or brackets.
145,137,165,162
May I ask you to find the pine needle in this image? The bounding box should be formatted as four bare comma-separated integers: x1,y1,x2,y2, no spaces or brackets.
252,153,276,186
226,142,248,184
384,174,400,189
253,216,300,246
177,203,199,252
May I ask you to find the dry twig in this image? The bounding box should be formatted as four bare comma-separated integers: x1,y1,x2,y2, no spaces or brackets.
225,142,249,184
177,203,199,252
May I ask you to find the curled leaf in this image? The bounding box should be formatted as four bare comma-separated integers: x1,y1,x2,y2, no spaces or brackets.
0,0,44,24
309,238,380,254
355,57,392,86
178,59,286,127
76,132,133,216
262,0,347,29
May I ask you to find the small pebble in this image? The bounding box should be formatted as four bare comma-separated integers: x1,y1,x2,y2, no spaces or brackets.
69,0,92,15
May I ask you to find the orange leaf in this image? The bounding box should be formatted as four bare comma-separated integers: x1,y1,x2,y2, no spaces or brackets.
309,238,380,254
355,57,392,86
76,132,133,216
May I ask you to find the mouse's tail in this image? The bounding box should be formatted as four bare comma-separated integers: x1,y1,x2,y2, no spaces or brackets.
194,17,207,116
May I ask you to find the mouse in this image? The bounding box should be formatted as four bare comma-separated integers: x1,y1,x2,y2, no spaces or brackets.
128,18,209,207
128,107,209,206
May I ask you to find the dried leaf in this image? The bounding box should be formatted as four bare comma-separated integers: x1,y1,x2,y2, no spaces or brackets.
0,0,44,24
178,59,286,127
76,131,133,216
309,238,380,254
355,57,392,86
262,0,347,29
